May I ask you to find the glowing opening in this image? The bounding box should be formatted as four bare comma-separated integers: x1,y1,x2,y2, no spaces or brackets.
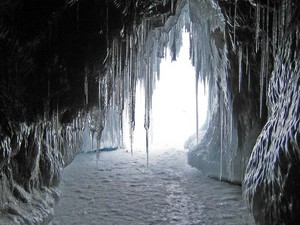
124,32,208,151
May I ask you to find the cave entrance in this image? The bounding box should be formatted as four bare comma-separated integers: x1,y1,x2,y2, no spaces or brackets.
124,32,208,152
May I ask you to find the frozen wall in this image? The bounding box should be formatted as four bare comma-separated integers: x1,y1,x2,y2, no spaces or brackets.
187,0,300,223
187,0,265,184
243,0,300,224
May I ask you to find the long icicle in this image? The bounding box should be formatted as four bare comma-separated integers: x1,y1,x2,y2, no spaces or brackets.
255,1,261,53
238,45,243,93
259,34,266,118
144,63,150,166
220,91,224,181
233,0,238,50
195,70,199,143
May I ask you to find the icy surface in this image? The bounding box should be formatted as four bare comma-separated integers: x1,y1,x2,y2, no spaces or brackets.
244,0,300,223
52,148,254,225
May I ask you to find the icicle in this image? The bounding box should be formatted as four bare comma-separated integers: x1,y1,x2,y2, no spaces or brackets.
229,99,233,144
146,128,149,166
255,1,261,53
171,0,174,15
238,45,243,93
265,0,270,101
259,34,266,118
84,67,88,105
144,60,152,161
56,102,59,146
283,0,288,37
233,0,238,50
272,7,278,58
245,45,249,76
245,45,251,91
220,91,224,180
195,72,199,143
105,74,109,110
248,66,251,92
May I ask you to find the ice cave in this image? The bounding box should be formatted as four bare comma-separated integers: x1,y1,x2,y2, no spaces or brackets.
0,0,300,224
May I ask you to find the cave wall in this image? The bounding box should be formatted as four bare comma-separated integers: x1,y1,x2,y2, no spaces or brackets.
243,1,300,224
187,0,266,184
187,0,300,224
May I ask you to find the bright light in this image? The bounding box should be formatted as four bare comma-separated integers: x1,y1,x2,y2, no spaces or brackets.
124,32,208,151
151,32,207,150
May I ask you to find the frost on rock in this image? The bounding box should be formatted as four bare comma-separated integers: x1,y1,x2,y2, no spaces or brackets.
244,0,300,224
0,112,85,224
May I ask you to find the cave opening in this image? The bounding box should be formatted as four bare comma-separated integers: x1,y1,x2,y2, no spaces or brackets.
123,31,208,153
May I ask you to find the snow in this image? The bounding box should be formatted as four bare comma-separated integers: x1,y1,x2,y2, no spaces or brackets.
52,148,254,225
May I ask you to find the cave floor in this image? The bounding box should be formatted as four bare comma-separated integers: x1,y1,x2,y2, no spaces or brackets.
52,148,254,225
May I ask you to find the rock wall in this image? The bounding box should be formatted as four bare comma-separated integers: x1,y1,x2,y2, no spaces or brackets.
244,1,300,224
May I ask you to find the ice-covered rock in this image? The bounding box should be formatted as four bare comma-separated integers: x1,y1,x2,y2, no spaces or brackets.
244,1,300,224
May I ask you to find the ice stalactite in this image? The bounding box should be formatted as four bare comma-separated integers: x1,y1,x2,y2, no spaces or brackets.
220,91,224,180
233,0,238,50
255,1,270,119
265,0,270,106
128,33,136,155
246,46,251,92
84,67,88,105
171,0,174,15
259,34,266,118
255,1,261,53
272,5,278,59
238,45,243,93
195,72,199,142
144,64,151,162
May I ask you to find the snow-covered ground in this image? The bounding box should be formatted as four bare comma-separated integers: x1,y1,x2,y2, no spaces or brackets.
52,148,254,225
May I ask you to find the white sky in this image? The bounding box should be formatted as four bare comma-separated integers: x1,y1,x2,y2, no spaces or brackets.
124,32,208,151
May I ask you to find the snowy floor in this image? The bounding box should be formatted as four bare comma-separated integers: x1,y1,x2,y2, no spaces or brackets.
52,148,255,225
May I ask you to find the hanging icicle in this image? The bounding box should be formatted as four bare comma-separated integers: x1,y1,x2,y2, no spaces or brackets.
171,0,174,15
259,34,266,118
220,91,224,181
265,0,270,101
272,7,278,58
233,0,238,51
255,1,261,53
195,71,199,143
84,67,88,105
238,45,243,93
